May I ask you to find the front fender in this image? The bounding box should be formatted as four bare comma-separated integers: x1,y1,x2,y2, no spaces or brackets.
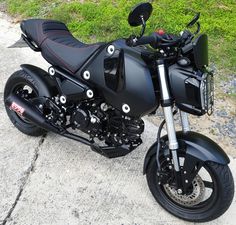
143,131,230,174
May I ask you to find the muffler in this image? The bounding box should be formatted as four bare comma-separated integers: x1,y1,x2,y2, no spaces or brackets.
5,94,60,133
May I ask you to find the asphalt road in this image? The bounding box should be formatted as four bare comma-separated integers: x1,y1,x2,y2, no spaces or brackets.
0,12,236,225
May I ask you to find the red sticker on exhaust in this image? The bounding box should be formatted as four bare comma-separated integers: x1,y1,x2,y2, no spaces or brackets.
10,102,25,116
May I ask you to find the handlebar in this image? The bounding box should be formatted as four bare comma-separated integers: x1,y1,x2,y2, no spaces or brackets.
126,32,185,49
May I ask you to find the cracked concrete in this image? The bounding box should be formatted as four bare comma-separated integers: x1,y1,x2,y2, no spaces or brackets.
0,97,42,224
0,10,236,225
0,11,49,224
1,135,46,225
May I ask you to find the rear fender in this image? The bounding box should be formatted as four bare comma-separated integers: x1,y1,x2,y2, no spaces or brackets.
9,35,41,52
143,131,230,174
8,36,29,49
20,64,57,97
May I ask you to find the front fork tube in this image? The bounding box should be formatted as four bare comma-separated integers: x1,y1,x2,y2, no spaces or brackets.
163,107,182,188
163,106,179,171
157,61,182,187
180,111,190,133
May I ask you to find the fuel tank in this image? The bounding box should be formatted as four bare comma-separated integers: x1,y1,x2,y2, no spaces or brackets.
76,39,158,117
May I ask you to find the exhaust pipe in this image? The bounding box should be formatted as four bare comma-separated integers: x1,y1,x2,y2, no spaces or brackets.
5,94,94,146
5,94,60,133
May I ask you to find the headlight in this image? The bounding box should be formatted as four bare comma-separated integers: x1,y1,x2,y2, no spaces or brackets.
200,71,214,115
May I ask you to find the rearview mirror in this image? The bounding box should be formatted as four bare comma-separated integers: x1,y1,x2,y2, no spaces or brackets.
128,2,153,27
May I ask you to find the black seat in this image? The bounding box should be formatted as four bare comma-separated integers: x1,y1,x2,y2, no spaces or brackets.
20,19,104,73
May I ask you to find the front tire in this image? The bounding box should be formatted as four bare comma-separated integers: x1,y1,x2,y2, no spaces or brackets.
146,155,234,222
4,70,46,136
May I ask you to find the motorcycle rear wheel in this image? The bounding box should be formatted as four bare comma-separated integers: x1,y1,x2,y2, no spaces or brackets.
4,70,46,136
146,154,234,222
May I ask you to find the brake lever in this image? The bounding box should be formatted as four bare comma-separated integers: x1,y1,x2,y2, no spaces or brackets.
194,22,201,35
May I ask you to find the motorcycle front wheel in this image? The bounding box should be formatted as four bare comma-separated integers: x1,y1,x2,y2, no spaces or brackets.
146,152,234,222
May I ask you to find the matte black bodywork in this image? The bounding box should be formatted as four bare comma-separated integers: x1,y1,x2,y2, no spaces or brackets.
21,42,158,118
20,64,56,97
168,63,211,116
76,39,158,117
193,34,208,69
143,131,230,174
168,64,202,115
181,34,208,69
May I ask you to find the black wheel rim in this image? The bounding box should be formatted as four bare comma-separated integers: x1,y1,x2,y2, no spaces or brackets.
156,153,218,213
8,81,38,124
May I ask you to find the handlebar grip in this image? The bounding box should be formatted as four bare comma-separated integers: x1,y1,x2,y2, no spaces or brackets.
133,35,157,47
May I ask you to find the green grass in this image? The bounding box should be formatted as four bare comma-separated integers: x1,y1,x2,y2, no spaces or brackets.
2,0,236,74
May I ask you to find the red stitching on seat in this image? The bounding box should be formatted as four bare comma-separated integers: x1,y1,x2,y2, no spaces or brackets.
27,20,101,73
40,30,71,47
44,42,75,73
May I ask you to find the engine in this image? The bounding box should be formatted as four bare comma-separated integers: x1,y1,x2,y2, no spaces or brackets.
70,100,144,149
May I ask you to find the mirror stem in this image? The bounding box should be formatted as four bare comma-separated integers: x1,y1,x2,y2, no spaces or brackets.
140,15,146,37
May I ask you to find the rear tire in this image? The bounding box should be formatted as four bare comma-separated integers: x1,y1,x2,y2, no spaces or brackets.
146,155,234,222
4,70,46,137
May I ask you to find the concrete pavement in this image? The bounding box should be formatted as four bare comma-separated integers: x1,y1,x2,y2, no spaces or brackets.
0,12,236,225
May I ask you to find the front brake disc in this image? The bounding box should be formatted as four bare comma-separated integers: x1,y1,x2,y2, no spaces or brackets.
163,175,205,207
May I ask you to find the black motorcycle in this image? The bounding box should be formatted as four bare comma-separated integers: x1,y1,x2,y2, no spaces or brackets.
4,2,234,222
